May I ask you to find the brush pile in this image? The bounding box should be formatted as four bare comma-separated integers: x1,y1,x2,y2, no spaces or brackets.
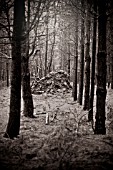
31,70,72,94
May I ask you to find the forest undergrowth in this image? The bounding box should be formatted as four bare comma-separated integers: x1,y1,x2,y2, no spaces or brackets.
0,87,113,170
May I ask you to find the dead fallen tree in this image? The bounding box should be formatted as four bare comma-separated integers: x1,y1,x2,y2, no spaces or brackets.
31,70,72,94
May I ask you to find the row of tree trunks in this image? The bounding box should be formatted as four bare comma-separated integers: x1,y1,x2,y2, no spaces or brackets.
72,0,107,134
4,0,34,139
4,0,108,138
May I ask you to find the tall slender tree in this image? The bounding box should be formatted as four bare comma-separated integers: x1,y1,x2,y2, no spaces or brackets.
109,0,113,89
83,1,91,110
73,12,78,101
95,0,107,134
48,2,57,73
68,42,71,78
78,0,85,105
4,0,24,139
88,0,97,121
44,5,49,76
21,0,34,118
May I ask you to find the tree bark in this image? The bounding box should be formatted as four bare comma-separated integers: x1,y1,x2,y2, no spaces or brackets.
73,12,78,101
78,0,85,105
44,8,49,76
68,42,70,78
22,57,34,118
6,62,9,87
22,0,34,118
88,0,97,121
109,1,113,89
84,4,91,110
95,0,107,134
4,0,24,139
48,8,56,73
111,56,113,89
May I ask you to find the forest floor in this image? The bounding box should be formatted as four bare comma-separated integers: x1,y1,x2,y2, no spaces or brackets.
0,86,113,170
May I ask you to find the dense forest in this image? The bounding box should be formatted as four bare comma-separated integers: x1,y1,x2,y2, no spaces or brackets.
0,0,113,170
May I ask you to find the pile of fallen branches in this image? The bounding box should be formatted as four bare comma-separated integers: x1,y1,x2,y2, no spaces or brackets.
31,70,72,94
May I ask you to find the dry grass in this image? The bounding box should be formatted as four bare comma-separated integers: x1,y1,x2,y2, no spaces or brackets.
0,87,113,170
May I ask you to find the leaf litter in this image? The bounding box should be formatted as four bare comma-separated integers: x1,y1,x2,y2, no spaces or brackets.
0,86,113,170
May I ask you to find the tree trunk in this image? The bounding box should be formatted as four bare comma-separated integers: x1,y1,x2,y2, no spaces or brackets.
111,56,113,89
84,5,91,110
109,1,113,89
4,0,24,139
88,0,97,121
48,2,56,73
0,61,1,81
6,62,9,87
22,57,34,118
78,0,85,105
39,51,43,78
73,12,78,101
95,0,107,134
44,8,49,76
68,42,70,78
22,0,34,118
